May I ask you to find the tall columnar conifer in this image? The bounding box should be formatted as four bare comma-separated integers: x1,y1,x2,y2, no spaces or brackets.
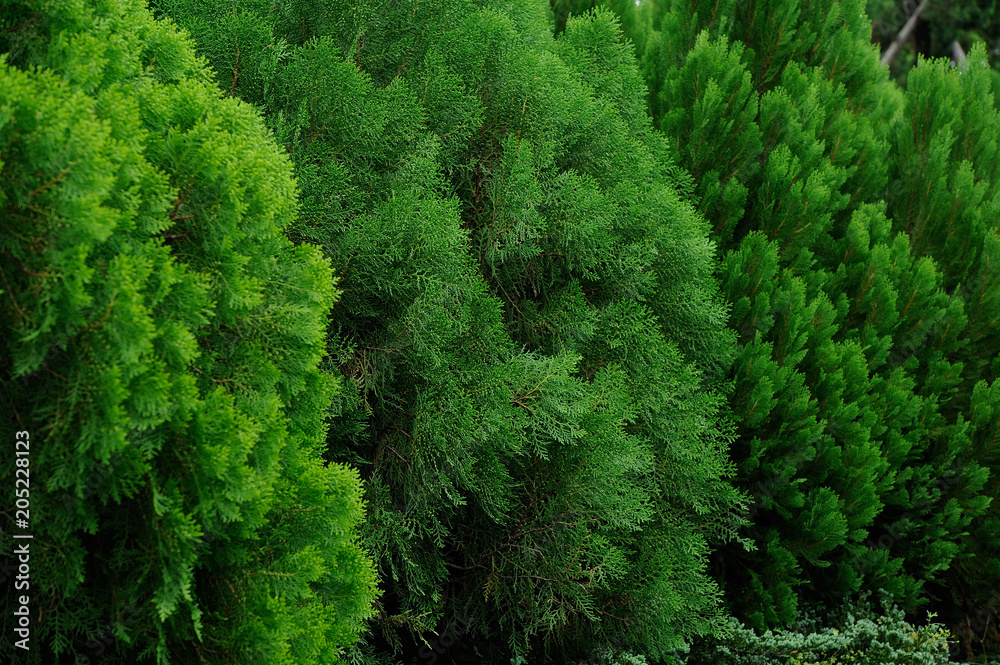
556,0,996,640
0,1,377,662
883,48,1000,657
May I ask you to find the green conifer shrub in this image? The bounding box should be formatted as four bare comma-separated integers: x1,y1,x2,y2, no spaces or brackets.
686,593,956,665
0,1,377,662
554,0,995,639
153,0,747,662
882,47,1000,659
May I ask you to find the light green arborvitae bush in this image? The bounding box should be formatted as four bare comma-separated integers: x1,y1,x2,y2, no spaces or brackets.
0,1,377,662
154,0,747,663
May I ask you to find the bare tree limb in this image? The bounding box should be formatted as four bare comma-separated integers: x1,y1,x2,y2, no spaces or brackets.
881,0,930,67
952,40,966,65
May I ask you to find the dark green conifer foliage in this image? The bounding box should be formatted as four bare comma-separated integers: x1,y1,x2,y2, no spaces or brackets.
155,0,747,662
0,1,377,662
557,0,995,635
884,47,1000,656
886,47,1000,396
657,33,762,246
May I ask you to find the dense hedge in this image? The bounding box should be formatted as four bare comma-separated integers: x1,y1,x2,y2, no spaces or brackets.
555,0,1000,659
3,0,999,663
0,1,376,662
150,0,751,662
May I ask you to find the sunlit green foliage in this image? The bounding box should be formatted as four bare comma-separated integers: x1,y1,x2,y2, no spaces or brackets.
0,1,376,662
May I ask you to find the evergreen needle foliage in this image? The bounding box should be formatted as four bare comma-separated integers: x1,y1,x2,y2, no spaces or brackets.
689,593,956,665
153,0,748,662
0,1,377,662
555,0,1000,654
5,0,1000,662
884,47,1000,658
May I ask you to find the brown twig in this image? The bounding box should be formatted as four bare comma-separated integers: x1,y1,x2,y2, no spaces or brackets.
25,165,72,199
881,0,929,67
229,48,240,97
